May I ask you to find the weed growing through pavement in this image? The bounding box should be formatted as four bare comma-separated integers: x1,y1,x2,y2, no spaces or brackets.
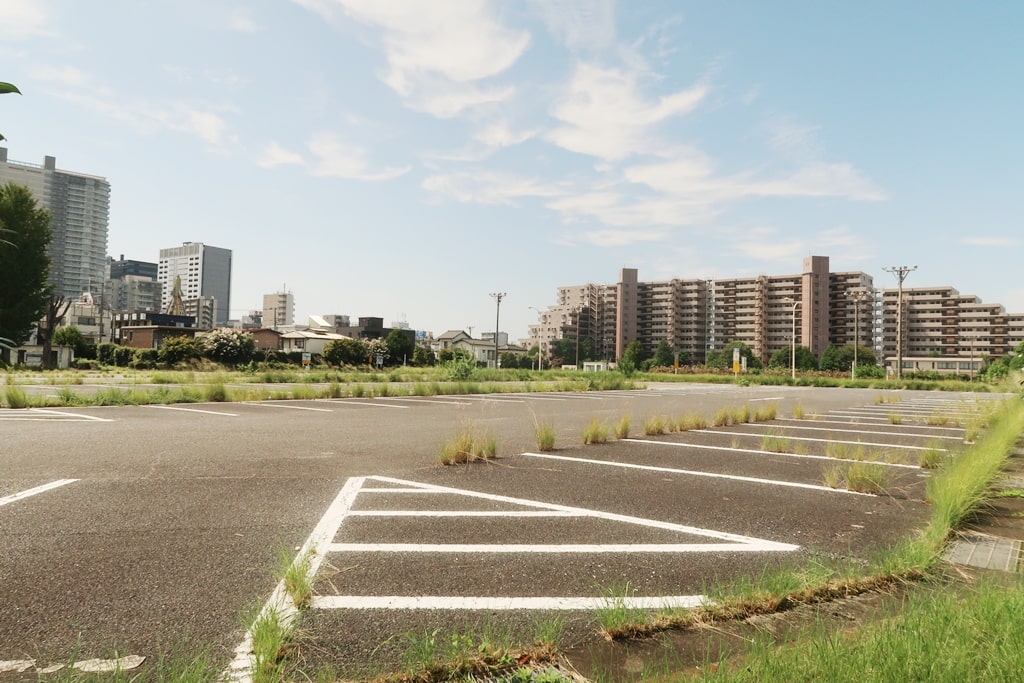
919,445,946,469
644,415,667,436
615,414,631,439
761,431,791,453
677,414,708,431
753,403,778,422
249,607,289,683
889,413,904,424
823,461,892,494
712,408,731,427
3,385,29,408
440,427,498,464
791,402,805,419
535,421,556,452
279,548,314,609
583,418,609,444
595,583,649,639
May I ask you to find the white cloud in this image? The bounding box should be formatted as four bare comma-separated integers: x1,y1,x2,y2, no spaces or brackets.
258,142,305,169
732,238,806,264
422,171,564,205
474,120,539,149
558,228,669,247
748,163,887,201
308,131,410,181
31,65,96,89
0,0,52,40
528,0,616,51
546,62,707,161
310,0,529,117
229,8,262,33
960,236,1023,247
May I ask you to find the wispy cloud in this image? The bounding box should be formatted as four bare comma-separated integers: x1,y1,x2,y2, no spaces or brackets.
308,0,529,118
229,8,262,33
732,236,806,264
474,120,540,149
308,131,410,181
422,171,564,205
528,0,616,51
0,0,53,40
546,62,707,161
557,228,669,247
960,236,1023,247
258,142,305,169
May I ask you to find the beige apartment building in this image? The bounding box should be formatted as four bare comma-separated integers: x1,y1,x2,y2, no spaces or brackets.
528,257,1023,370
878,286,1024,374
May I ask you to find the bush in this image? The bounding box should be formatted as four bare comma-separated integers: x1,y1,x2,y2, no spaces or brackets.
158,335,200,367
200,329,256,367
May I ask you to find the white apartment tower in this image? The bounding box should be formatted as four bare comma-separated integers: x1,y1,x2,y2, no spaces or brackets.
158,242,232,326
0,148,111,302
262,291,295,329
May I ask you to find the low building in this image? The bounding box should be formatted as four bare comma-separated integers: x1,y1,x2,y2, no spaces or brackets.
279,329,351,355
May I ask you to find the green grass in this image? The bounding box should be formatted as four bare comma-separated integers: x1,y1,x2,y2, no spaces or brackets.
249,608,289,683
791,402,805,419
583,418,609,444
888,412,903,424
615,414,631,439
279,548,314,609
644,415,667,436
678,413,709,431
695,578,1024,683
440,427,498,464
535,421,556,451
595,583,649,639
753,403,777,422
761,431,790,453
3,385,29,408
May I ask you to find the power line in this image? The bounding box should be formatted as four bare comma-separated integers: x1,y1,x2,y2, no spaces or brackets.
883,266,917,379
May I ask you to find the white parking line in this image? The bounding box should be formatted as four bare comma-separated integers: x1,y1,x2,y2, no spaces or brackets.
0,479,79,507
728,422,961,441
776,417,963,433
625,438,920,469
521,452,871,495
144,405,238,416
324,400,409,409
383,397,472,406
329,542,790,553
243,402,333,412
692,429,943,452
313,595,706,610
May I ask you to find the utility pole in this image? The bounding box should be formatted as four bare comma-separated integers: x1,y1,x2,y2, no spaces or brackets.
489,292,506,370
847,288,867,379
883,266,917,379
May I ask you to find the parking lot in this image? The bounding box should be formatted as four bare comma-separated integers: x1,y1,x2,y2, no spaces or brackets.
0,383,997,678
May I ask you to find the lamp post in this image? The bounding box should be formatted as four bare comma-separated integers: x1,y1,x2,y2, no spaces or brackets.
489,292,506,370
529,306,544,370
847,288,867,379
786,298,800,380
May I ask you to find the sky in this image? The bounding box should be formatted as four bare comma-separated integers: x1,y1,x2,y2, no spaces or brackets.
2,1,1022,341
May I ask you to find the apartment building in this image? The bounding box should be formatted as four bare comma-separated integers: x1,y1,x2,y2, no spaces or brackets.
527,256,876,365
0,148,110,302
262,290,295,329
157,242,232,325
878,286,1024,371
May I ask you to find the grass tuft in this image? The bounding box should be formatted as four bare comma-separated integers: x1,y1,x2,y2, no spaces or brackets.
440,427,497,464
644,415,667,436
615,414,631,440
535,421,556,451
583,418,609,445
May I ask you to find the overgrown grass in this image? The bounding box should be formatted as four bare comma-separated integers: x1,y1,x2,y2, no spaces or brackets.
615,415,631,440
249,607,289,683
695,578,1024,682
595,583,649,639
644,415,667,436
583,418,609,445
678,413,708,431
3,385,29,408
279,548,314,609
791,402,805,419
398,623,558,682
888,412,903,424
753,403,777,422
535,421,556,452
761,431,790,453
440,427,498,464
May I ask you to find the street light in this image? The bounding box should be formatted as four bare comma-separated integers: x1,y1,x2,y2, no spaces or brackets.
489,292,506,370
785,298,800,380
847,288,867,379
528,306,545,370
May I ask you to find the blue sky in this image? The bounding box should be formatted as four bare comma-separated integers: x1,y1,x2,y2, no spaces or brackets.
3,1,1022,341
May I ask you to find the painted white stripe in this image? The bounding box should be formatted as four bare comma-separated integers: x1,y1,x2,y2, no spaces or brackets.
692,429,942,454
325,400,408,409
346,510,581,518
360,488,443,494
728,422,961,440
624,438,919,469
775,417,964,433
382,397,471,406
328,542,791,553
453,395,525,403
144,405,238,416
0,479,79,507
365,475,801,547
244,402,332,412
813,413,964,429
516,395,568,401
521,452,868,496
748,397,785,402
224,478,365,682
26,409,113,422
313,595,707,610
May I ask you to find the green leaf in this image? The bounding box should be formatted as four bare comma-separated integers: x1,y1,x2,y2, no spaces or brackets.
0,82,22,95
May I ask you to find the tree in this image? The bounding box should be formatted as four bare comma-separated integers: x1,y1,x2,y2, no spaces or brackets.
711,341,762,370
652,340,674,367
770,345,817,371
201,329,256,367
819,344,877,372
323,338,368,367
0,184,51,346
37,294,71,369
412,344,435,366
384,328,414,366
53,325,89,358
158,335,200,367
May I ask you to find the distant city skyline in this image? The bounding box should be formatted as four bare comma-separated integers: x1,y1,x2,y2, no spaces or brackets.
3,2,1021,339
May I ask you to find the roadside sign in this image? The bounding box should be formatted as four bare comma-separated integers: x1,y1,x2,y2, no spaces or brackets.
302,352,311,366
732,348,740,374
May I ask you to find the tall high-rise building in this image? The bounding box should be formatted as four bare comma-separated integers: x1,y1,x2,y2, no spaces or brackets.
0,148,111,302
262,290,295,329
106,255,161,312
158,242,232,326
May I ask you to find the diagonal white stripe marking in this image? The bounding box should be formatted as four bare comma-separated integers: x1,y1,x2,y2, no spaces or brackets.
522,451,870,496
0,479,79,507
328,542,792,553
144,405,237,416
